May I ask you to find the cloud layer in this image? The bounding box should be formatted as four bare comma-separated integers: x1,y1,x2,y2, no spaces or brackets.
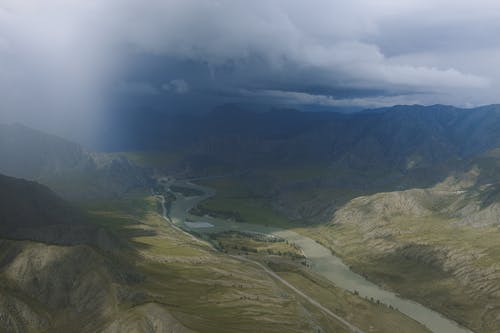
1,0,500,139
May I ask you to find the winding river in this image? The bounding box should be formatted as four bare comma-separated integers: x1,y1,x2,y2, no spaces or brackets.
165,179,473,333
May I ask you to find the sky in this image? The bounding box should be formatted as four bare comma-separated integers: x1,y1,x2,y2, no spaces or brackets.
1,0,500,141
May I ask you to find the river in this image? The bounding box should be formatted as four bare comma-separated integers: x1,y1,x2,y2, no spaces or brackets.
164,178,473,333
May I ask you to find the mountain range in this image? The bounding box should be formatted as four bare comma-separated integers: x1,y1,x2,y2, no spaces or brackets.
1,104,500,332
109,104,500,222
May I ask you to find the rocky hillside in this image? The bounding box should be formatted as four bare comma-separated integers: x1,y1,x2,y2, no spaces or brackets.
0,123,87,179
0,237,196,333
318,154,500,332
0,124,151,201
0,175,193,333
0,173,121,248
0,174,81,235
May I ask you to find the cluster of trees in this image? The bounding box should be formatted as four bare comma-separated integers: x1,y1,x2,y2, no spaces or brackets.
209,231,305,259
351,290,399,311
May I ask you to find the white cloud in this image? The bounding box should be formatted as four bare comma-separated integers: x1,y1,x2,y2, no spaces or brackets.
1,0,500,136
91,0,496,102
240,89,434,109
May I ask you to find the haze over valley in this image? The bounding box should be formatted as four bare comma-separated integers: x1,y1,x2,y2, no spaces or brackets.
1,1,500,333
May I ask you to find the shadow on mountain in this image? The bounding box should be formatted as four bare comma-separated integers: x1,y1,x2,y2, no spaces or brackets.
0,174,185,333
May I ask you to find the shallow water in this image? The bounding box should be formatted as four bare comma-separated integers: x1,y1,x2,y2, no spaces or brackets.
184,221,214,228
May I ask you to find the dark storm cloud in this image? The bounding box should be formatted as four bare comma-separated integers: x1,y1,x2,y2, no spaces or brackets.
105,0,496,108
1,0,500,140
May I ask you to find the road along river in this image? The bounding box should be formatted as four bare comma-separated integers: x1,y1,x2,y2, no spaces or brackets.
164,179,473,333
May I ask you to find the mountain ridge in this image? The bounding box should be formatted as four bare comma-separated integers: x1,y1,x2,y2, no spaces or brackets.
0,123,152,201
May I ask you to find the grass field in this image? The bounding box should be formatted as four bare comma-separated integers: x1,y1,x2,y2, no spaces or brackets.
195,167,388,227
196,177,291,227
276,270,430,333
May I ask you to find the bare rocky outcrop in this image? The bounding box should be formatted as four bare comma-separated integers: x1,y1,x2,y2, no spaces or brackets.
0,241,118,332
328,169,500,332
0,292,49,333
0,239,188,333
102,303,195,333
